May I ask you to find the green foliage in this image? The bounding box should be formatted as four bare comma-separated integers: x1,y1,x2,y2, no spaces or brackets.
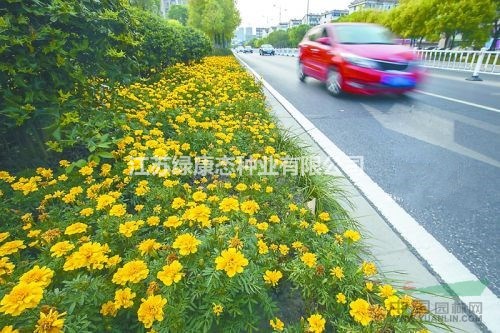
188,0,240,48
288,25,311,46
0,0,211,170
129,0,161,15
261,30,290,48
167,4,188,25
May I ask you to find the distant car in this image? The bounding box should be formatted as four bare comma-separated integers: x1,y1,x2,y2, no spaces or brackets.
259,44,275,56
298,23,425,96
236,46,244,53
243,46,253,53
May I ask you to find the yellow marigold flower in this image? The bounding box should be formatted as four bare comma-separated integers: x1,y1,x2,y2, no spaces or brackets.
330,266,344,280
235,183,247,191
312,222,329,235
34,309,65,333
183,204,211,227
265,186,273,193
215,248,249,277
135,205,145,212
299,221,309,229
112,260,149,285
79,208,94,217
96,194,116,210
336,293,347,304
318,212,330,221
172,233,201,256
114,288,136,309
257,239,269,254
63,242,110,271
0,240,26,256
384,295,403,316
79,166,93,176
365,282,374,291
146,216,160,226
119,221,143,238
248,217,257,225
270,317,284,331
401,294,413,307
19,265,53,288
157,260,184,286
64,222,88,235
256,222,269,231
0,257,15,283
100,164,112,176
263,270,283,287
291,241,303,249
307,314,326,333
137,295,167,329
279,244,289,256
289,203,298,211
192,191,207,202
28,229,41,238
343,229,361,242
0,232,9,243
378,284,395,298
240,200,260,215
171,197,186,209
219,197,239,212
106,255,122,268
138,239,162,256
109,204,127,217
0,325,19,333
362,261,377,277
100,301,117,317
0,282,44,316
300,252,317,268
212,303,223,316
349,298,372,326
269,215,280,223
164,216,182,228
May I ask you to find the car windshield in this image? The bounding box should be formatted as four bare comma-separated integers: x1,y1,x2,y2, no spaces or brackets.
262,44,273,48
334,25,395,45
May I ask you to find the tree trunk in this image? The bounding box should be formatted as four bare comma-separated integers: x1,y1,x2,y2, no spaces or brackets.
489,19,499,51
450,33,456,49
444,34,450,49
418,37,424,48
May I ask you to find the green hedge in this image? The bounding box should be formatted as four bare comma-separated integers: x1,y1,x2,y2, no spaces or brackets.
0,0,211,170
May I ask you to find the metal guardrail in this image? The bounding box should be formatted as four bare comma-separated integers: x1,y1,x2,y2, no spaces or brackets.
275,47,500,77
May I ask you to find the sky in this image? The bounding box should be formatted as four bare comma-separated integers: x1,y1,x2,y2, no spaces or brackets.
236,0,352,27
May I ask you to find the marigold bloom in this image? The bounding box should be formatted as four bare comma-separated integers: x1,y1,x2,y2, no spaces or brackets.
278,244,289,256
172,233,201,256
269,215,280,223
0,325,19,333
112,260,149,285
300,252,317,268
240,200,260,215
378,284,395,298
63,242,110,271
336,293,347,304
157,260,184,286
343,229,361,242
34,309,65,333
235,183,247,191
100,301,117,317
270,317,284,331
212,303,223,316
330,266,344,280
349,298,373,326
318,212,330,221
0,240,26,257
192,191,207,202
263,270,283,287
109,204,127,217
164,216,182,228
257,239,269,254
171,197,186,209
215,248,249,277
384,295,403,316
361,261,377,277
219,197,239,212
50,241,75,258
19,265,54,288
138,239,162,256
137,295,167,328
96,194,116,210
0,282,44,316
307,314,326,333
119,221,143,238
0,257,15,282
64,222,88,235
183,204,211,226
0,232,9,243
114,288,136,309
312,222,329,235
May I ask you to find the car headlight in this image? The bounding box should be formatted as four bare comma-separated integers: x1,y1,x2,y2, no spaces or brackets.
341,53,379,69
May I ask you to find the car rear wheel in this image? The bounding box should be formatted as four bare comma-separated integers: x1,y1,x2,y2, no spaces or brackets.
298,62,306,82
326,68,343,97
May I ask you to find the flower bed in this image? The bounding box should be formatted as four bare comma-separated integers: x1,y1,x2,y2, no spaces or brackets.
0,57,439,332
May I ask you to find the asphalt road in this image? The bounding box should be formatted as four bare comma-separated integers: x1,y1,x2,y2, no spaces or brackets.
237,52,500,297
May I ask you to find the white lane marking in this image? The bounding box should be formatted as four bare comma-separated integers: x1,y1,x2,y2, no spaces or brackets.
415,90,500,113
235,53,500,332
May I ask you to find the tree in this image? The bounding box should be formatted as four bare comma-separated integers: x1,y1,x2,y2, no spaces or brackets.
188,0,240,48
129,0,161,15
288,24,311,46
337,10,387,24
387,0,436,47
168,4,188,25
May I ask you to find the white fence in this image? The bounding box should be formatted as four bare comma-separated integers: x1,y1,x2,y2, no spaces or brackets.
274,48,500,76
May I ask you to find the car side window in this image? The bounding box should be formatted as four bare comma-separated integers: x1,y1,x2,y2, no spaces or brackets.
307,27,321,42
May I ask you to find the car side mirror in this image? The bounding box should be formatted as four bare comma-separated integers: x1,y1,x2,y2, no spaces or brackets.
317,37,331,46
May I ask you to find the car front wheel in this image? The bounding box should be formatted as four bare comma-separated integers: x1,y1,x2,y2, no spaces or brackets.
326,68,343,97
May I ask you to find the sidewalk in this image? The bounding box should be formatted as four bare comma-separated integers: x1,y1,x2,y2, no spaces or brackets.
262,88,486,333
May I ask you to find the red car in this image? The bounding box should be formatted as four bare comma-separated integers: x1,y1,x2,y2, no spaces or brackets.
298,23,425,96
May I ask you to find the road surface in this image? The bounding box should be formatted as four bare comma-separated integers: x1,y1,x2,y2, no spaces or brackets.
237,52,500,297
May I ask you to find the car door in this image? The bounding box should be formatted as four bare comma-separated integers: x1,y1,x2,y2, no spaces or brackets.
300,27,322,78
313,27,334,81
